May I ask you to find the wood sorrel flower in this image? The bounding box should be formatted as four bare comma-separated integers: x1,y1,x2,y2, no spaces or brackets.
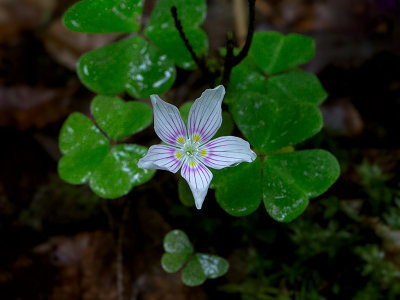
138,85,256,209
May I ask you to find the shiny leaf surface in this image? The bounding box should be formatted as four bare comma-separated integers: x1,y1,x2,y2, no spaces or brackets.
232,92,323,153
89,144,155,198
63,0,144,33
161,252,191,273
225,57,267,104
145,0,207,69
77,36,176,98
91,95,152,140
146,28,208,69
250,32,315,75
267,70,327,105
214,158,262,216
182,253,229,286
58,113,109,184
163,229,194,254
263,150,340,222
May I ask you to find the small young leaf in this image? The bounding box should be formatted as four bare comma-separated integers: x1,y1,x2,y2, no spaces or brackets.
225,57,267,104
146,28,208,70
182,253,229,286
232,92,323,153
59,112,109,156
161,252,191,273
250,32,315,75
63,0,144,33
77,36,176,98
262,149,340,222
58,113,109,184
91,95,152,140
89,144,155,198
163,229,194,254
146,0,206,30
197,253,229,279
213,158,262,216
145,0,208,69
181,256,207,286
58,148,108,185
267,70,327,105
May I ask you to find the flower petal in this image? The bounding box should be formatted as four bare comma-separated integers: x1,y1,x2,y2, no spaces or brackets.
151,95,187,146
188,85,225,145
181,159,213,209
138,145,183,173
199,136,257,169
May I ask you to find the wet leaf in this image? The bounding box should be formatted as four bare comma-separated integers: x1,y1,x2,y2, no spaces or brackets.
63,0,144,33
267,70,327,105
231,92,323,153
163,229,193,254
213,158,262,216
77,36,176,98
146,28,208,70
225,57,267,104
182,253,229,286
145,0,208,69
91,95,152,140
58,113,109,184
58,113,154,198
162,252,191,273
250,32,315,75
89,144,155,198
181,256,207,286
262,150,340,222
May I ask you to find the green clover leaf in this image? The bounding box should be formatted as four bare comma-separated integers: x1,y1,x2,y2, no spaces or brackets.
58,96,155,198
267,70,328,105
213,158,262,216
182,253,229,286
63,0,144,33
263,150,340,222
213,32,337,221
161,230,229,286
250,31,315,75
145,0,208,69
231,92,323,153
77,36,176,98
91,95,152,140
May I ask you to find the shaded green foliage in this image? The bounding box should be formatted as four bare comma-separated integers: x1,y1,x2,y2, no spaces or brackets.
161,230,229,286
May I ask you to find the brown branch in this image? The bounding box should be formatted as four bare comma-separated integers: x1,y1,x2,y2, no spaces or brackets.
221,0,256,87
231,0,256,67
171,6,208,74
221,33,235,88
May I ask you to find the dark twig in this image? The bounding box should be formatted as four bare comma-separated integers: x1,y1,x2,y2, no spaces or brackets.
116,198,129,300
231,0,256,67
102,198,129,300
171,6,209,75
221,33,235,88
221,0,256,87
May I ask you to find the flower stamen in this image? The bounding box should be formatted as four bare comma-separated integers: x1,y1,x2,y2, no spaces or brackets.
192,135,200,143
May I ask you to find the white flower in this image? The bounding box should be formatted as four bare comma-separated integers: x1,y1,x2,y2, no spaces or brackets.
138,85,257,209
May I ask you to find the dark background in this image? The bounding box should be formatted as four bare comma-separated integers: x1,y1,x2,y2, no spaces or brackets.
1,0,400,299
